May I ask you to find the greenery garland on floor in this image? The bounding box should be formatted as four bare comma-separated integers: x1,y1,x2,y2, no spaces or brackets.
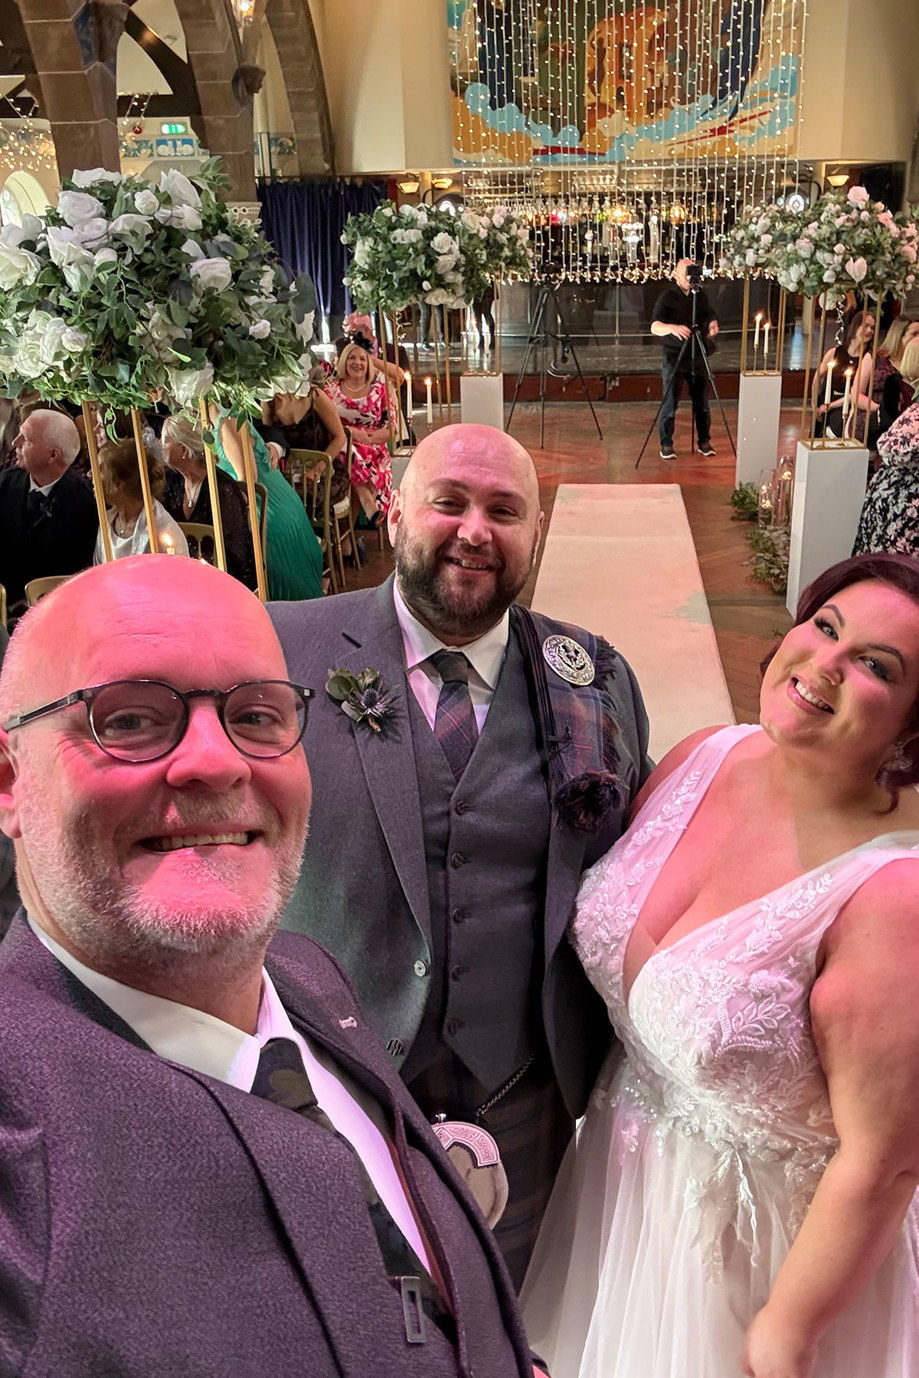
730,483,790,596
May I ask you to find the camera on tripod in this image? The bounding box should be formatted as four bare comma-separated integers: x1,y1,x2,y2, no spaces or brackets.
685,262,703,290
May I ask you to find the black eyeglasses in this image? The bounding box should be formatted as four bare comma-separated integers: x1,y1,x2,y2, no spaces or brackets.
3,679,313,763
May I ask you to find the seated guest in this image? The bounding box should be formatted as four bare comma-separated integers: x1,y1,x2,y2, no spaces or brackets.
212,412,324,601
0,557,537,1377
160,415,256,589
897,338,919,412
263,388,349,505
853,397,919,558
326,340,402,522
0,409,98,613
94,439,189,561
872,316,918,431
812,310,880,445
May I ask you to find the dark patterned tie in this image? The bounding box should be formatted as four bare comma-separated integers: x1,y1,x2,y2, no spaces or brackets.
26,489,53,527
429,650,478,783
251,1037,452,1344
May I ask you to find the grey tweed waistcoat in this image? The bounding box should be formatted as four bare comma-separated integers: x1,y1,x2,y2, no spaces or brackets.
401,632,552,1092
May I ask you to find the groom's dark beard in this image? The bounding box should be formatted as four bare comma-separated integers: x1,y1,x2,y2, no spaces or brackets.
394,529,527,642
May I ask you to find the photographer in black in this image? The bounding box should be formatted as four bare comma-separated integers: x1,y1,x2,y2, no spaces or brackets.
650,259,719,460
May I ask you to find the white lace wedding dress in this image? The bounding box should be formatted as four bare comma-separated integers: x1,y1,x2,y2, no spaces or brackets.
521,725,919,1378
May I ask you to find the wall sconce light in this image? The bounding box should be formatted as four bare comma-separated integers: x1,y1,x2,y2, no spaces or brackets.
431,176,454,191
826,170,849,188
398,176,420,194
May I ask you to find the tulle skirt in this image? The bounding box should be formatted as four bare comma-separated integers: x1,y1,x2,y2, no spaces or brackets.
520,1067,919,1378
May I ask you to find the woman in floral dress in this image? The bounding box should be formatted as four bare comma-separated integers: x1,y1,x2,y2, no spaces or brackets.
325,340,402,522
853,399,919,558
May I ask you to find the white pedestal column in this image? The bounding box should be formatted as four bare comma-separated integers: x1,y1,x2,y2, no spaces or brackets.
786,440,869,615
460,373,504,429
736,371,783,486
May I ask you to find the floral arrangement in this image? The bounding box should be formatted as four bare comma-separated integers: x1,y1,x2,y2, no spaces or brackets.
726,187,919,306
461,205,532,281
342,199,531,313
342,200,483,313
0,158,315,417
325,666,397,734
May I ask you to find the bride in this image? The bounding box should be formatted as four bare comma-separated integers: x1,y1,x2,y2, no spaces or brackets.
521,553,919,1378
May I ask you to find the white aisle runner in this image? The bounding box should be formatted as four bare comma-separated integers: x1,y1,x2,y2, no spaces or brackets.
531,483,734,761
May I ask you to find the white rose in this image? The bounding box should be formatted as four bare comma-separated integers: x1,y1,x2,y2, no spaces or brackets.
415,210,429,227
248,318,271,339
381,206,394,218
189,257,233,292
0,243,42,289
436,254,457,275
46,228,95,289
0,215,42,248
352,239,372,267
404,228,422,243
134,188,160,216
431,232,457,254
71,168,122,189
39,317,68,365
57,189,105,226
461,210,482,232
492,208,506,228
143,309,182,355
159,168,201,210
71,217,109,249
180,238,206,260
94,246,118,267
61,327,89,353
390,229,409,245
165,204,203,231
400,205,419,220
167,364,215,407
845,255,868,283
259,265,276,294
109,213,152,248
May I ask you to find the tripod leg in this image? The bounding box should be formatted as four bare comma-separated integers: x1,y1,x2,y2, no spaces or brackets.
506,286,548,432
635,338,691,468
697,341,736,456
551,287,603,438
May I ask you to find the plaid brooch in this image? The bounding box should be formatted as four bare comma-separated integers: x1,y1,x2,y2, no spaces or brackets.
510,605,623,833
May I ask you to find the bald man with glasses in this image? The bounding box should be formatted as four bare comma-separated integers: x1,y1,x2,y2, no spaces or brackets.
0,556,541,1378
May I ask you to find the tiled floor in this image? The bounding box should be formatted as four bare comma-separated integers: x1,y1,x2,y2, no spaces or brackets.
348,397,800,724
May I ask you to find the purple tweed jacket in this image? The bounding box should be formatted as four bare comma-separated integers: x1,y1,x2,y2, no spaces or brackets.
0,915,533,1378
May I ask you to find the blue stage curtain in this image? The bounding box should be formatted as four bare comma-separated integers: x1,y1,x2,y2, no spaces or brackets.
257,180,386,322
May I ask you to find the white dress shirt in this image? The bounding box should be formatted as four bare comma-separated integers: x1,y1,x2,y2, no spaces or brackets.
28,917,431,1271
29,474,65,497
393,580,509,731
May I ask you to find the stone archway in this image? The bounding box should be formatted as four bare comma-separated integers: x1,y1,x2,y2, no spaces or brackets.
264,0,334,176
16,0,127,177
171,0,257,201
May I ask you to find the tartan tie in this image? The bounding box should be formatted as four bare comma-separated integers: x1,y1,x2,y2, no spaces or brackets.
251,1037,451,1343
429,650,478,782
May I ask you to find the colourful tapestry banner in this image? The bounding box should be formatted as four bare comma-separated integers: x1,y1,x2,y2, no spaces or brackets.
450,0,805,166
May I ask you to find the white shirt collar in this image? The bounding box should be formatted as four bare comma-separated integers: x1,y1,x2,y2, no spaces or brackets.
28,473,64,497
28,915,290,1091
393,579,509,690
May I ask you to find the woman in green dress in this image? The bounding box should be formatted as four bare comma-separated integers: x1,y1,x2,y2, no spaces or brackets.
213,411,324,601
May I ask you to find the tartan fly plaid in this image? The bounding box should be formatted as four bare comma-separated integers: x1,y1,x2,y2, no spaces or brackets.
429,650,478,782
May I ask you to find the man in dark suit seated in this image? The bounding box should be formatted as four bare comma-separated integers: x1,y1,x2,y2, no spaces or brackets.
0,556,540,1378
0,408,98,613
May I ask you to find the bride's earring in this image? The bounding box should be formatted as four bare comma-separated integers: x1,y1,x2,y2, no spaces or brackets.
882,739,912,773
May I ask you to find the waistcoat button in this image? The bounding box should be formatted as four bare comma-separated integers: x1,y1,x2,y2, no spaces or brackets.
413,959,429,978
451,907,465,924
450,851,467,868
